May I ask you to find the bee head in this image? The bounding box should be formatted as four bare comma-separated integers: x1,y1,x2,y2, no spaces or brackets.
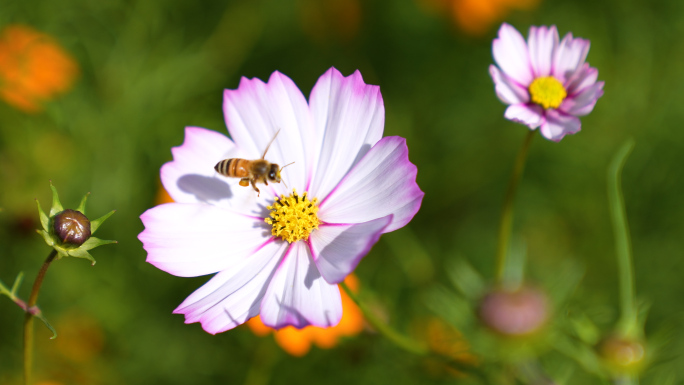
268,164,281,183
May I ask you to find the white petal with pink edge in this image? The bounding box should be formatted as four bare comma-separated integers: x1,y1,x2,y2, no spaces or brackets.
139,203,269,277
552,33,590,83
308,68,384,198
223,72,314,194
260,242,342,329
527,25,558,78
564,64,599,95
489,65,529,105
319,136,423,233
493,23,534,86
540,110,581,142
561,82,604,117
309,216,392,284
504,104,544,128
173,240,287,334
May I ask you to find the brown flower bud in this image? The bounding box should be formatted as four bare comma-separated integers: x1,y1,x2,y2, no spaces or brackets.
53,209,91,246
478,286,549,336
597,335,646,373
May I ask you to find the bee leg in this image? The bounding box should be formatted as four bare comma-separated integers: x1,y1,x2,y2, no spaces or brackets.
250,179,260,197
239,178,250,187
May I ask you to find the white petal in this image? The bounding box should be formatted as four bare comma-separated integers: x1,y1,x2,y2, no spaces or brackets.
139,203,270,277
489,65,530,105
492,23,533,85
260,242,342,328
309,217,391,284
564,64,598,95
552,33,590,83
504,104,544,128
527,25,558,78
561,81,604,117
173,241,287,334
539,109,581,142
308,68,384,199
222,71,315,196
319,136,424,233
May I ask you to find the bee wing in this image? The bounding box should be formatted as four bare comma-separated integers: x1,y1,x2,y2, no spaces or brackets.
261,129,281,159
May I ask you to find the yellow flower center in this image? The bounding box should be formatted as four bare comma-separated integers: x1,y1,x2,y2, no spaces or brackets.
265,190,320,243
528,76,567,109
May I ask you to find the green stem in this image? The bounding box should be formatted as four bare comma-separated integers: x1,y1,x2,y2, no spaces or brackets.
495,130,536,281
340,283,486,381
607,140,637,336
339,282,428,355
24,249,57,385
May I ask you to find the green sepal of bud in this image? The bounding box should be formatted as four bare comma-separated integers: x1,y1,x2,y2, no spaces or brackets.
36,182,116,265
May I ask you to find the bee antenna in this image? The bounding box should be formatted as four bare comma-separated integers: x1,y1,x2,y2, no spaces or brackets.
280,161,295,171
279,162,294,190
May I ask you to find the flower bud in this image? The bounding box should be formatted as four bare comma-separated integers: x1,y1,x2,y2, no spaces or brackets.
53,209,91,246
478,286,549,336
597,335,646,374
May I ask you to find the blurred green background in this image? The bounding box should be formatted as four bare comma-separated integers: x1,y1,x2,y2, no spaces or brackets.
1,0,684,384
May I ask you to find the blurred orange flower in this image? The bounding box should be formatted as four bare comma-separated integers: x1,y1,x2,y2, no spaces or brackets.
298,0,361,44
247,274,364,357
155,181,174,205
418,0,540,36
0,24,78,113
420,318,478,377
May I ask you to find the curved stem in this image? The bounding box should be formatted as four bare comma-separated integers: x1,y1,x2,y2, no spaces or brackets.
340,282,486,381
495,130,536,281
340,281,427,355
608,140,637,336
24,249,57,385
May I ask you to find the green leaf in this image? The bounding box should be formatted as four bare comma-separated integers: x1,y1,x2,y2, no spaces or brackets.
48,181,64,217
79,236,117,251
34,312,58,339
37,229,55,247
68,248,96,265
446,257,484,300
11,272,24,295
91,210,116,234
0,279,11,297
36,199,49,232
76,192,90,214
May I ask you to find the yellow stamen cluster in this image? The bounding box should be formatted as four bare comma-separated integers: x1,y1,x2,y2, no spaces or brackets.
528,76,567,109
265,190,320,243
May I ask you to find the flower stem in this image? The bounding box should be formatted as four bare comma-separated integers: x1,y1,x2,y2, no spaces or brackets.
339,281,428,355
24,249,57,385
607,140,637,337
495,130,535,282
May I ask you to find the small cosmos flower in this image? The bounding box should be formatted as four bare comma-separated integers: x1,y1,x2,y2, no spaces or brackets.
489,23,604,141
138,68,424,333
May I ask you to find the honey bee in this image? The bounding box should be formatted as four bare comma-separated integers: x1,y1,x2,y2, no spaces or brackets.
214,129,293,196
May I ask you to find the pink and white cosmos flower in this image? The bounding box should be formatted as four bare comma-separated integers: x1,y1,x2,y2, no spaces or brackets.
138,68,424,333
489,23,604,142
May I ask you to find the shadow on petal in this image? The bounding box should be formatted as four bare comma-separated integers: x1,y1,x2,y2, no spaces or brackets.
177,174,232,202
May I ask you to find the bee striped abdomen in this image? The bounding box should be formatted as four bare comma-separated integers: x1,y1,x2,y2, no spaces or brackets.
214,158,250,178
